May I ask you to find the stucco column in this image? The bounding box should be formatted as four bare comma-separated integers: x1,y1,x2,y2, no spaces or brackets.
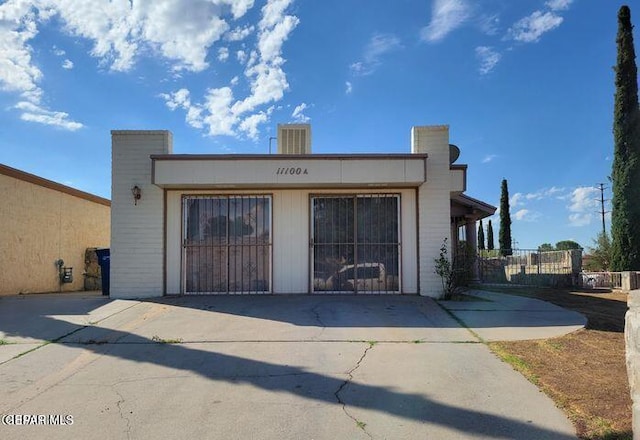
111,130,172,298
626,289,640,440
465,218,480,282
413,125,451,298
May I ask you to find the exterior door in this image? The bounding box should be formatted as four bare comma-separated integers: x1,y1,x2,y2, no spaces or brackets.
311,195,400,293
182,195,271,294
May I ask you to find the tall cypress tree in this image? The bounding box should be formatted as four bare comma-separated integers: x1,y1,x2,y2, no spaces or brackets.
499,179,513,256
477,219,485,250
487,220,495,251
611,5,640,271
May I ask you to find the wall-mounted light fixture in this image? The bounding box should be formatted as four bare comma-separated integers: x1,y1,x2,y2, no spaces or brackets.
131,185,141,205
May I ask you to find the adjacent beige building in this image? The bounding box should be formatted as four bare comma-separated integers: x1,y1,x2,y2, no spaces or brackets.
0,164,111,295
110,124,495,299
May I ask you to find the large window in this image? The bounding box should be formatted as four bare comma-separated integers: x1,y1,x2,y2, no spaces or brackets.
182,195,271,294
311,195,400,293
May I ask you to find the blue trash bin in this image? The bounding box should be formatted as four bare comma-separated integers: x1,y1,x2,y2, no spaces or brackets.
95,248,110,296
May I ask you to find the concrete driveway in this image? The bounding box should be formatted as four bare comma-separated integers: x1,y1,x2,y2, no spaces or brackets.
0,292,582,439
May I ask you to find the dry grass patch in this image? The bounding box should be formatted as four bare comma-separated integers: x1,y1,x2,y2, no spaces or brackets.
481,287,632,440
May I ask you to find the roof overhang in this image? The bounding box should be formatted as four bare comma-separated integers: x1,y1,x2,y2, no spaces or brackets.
451,193,496,220
152,154,428,189
0,163,110,206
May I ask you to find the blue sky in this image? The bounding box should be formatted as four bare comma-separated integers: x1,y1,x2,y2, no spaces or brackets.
0,0,634,250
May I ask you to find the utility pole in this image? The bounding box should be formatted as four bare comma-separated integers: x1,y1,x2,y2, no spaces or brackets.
596,183,609,236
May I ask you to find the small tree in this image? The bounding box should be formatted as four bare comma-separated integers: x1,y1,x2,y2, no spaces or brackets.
499,179,513,256
555,240,582,250
478,220,485,250
434,238,474,300
487,220,495,251
538,243,554,252
586,232,613,271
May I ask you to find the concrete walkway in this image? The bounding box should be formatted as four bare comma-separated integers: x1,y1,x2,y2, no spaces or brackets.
0,291,583,439
439,289,587,341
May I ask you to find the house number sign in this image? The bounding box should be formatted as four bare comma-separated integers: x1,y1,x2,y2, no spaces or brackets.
275,167,309,175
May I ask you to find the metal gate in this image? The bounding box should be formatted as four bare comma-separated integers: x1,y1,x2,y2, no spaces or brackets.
182,195,271,294
311,194,400,293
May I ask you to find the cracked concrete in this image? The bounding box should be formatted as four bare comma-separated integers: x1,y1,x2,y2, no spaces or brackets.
334,342,375,439
113,386,132,440
311,302,327,340
0,292,578,439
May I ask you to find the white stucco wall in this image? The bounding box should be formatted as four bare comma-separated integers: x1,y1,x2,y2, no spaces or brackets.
165,188,418,294
111,131,172,298
154,157,426,188
111,126,460,299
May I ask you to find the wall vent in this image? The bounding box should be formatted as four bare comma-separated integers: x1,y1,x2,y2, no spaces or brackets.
277,124,311,154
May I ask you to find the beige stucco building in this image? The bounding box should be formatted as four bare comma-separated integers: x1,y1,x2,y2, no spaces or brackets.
0,164,111,295
110,124,494,299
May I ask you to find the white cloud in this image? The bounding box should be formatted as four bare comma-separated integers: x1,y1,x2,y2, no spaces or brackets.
225,0,255,19
477,13,500,36
345,81,352,95
61,59,73,69
523,186,566,201
291,102,310,122
569,213,592,227
510,192,525,208
566,186,599,226
545,0,573,12
218,47,229,62
0,2,83,129
160,87,190,111
509,186,568,220
0,2,43,99
350,33,401,77
239,106,273,140
421,0,472,42
546,186,565,196
508,10,564,43
0,0,262,131
481,154,497,163
161,0,299,140
15,100,83,131
514,209,541,222
225,24,254,41
568,186,599,213
0,0,297,138
475,46,501,75
52,0,251,72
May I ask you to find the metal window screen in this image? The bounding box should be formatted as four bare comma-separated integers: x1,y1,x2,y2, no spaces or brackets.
311,195,400,294
182,195,271,294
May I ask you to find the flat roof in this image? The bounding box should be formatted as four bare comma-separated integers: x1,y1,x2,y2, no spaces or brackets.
0,163,111,207
151,153,428,160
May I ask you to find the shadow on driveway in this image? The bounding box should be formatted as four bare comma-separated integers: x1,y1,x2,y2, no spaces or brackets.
0,293,578,439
